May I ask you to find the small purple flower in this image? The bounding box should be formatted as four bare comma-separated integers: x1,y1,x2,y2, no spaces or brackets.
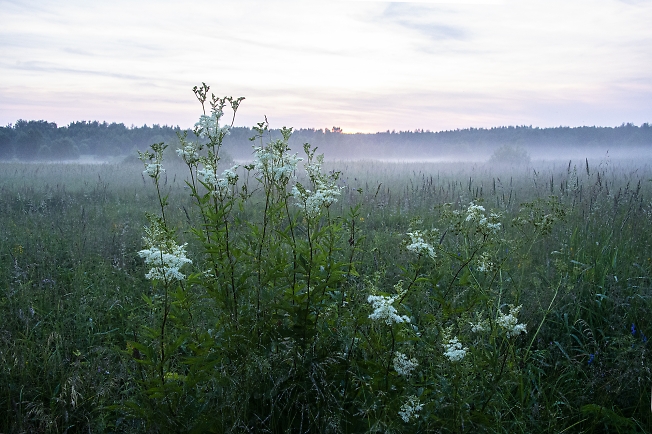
642,333,648,343
631,323,636,336
588,354,595,365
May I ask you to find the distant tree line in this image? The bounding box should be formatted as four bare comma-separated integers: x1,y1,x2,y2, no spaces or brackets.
1,120,651,161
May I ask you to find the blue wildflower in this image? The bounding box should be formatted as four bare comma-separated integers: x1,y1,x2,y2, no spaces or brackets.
631,323,636,336
588,354,594,365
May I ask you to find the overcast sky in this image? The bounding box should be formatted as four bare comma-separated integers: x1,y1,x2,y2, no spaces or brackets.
1,0,651,132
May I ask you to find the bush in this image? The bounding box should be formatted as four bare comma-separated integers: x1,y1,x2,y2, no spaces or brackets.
488,144,531,166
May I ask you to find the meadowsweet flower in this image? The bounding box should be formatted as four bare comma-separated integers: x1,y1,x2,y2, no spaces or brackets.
143,163,164,178
465,203,486,222
393,352,419,377
476,251,494,272
195,110,230,139
253,145,303,183
443,336,468,362
469,318,489,333
138,244,192,281
197,163,239,197
497,305,527,338
292,183,342,218
138,215,192,281
176,143,199,164
398,395,423,423
406,230,436,259
367,295,410,325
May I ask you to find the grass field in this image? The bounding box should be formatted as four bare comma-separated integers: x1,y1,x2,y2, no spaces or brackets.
1,152,652,433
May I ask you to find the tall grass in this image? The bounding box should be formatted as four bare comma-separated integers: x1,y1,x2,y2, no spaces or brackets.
1,149,652,432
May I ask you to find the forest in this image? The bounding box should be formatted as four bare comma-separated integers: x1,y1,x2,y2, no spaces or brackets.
1,119,651,161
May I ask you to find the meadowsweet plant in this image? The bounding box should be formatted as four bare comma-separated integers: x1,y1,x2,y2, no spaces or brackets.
127,84,567,433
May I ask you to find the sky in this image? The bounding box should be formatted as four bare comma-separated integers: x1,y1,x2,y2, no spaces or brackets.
1,0,651,133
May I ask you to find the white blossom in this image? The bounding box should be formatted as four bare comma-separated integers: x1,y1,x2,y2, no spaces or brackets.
476,251,494,272
138,244,192,281
470,318,489,333
393,352,419,377
367,295,410,325
497,305,527,338
292,184,342,218
139,216,192,281
398,395,423,423
465,203,486,222
406,230,436,259
176,143,199,164
143,163,164,178
443,336,468,362
253,146,302,183
195,110,230,139
197,163,238,197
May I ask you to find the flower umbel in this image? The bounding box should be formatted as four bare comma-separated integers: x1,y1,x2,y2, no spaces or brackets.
398,395,423,423
367,295,410,325
406,230,436,259
138,215,192,281
497,304,527,338
443,336,468,362
393,352,419,377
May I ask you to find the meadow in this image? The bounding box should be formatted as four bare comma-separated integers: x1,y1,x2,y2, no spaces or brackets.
2,137,652,432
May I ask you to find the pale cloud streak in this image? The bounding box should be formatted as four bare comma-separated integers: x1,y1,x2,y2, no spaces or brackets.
0,0,651,131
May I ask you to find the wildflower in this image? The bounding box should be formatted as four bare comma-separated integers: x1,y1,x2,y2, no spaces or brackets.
138,243,191,281
195,110,230,139
176,142,199,164
367,295,410,325
465,202,485,222
497,305,527,338
138,215,192,281
253,145,303,183
393,352,418,377
292,182,342,218
631,323,636,336
406,230,436,259
197,163,239,197
443,336,467,362
398,395,423,423
476,251,494,272
588,353,595,365
469,318,489,333
143,163,164,178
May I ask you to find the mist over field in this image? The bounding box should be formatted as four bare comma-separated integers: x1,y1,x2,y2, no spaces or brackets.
1,120,651,165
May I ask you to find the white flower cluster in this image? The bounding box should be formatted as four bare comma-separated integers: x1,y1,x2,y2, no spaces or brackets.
443,336,468,362
138,244,192,281
367,295,410,325
176,143,199,164
398,395,423,423
406,230,436,259
197,164,239,197
253,146,303,183
292,154,342,218
393,352,419,377
497,305,527,338
465,202,502,234
138,217,192,281
465,203,486,222
476,251,494,272
469,318,489,333
195,110,230,139
143,163,164,178
292,184,342,218
480,213,502,234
